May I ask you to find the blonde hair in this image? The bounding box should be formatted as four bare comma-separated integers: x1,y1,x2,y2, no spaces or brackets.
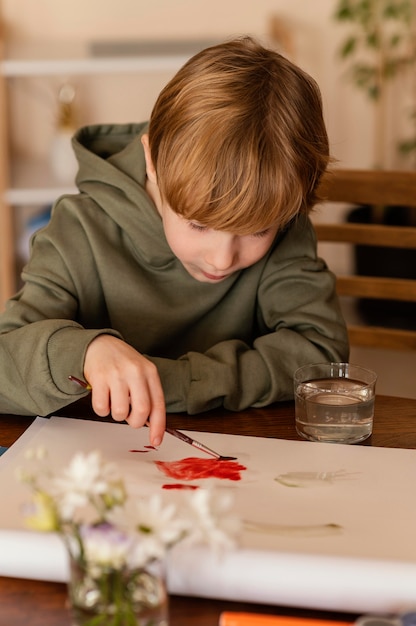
148,36,329,235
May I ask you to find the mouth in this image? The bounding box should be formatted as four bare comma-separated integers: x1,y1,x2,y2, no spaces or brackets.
201,270,230,281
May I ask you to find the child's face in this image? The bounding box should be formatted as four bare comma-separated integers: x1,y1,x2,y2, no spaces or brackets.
141,133,279,282
159,203,279,283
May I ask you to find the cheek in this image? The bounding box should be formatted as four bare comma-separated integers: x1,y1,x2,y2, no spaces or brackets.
240,238,274,266
163,224,195,260
164,231,182,257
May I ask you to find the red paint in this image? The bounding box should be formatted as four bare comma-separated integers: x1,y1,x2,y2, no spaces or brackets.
155,457,246,481
162,483,199,490
129,445,157,453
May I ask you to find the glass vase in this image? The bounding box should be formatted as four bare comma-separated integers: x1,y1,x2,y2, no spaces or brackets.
67,551,169,626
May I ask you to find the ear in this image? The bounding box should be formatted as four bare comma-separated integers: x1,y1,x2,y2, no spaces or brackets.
141,133,157,184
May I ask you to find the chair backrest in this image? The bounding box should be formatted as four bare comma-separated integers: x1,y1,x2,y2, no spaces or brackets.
315,169,416,351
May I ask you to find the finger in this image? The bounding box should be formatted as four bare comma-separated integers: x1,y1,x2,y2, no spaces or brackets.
148,393,166,448
91,384,111,417
108,380,132,423
146,375,166,446
125,398,151,428
126,377,166,443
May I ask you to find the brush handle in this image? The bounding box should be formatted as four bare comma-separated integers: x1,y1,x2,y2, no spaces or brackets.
68,375,92,390
165,427,220,459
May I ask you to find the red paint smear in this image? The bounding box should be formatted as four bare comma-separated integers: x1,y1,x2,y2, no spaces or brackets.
162,483,199,490
129,449,149,453
145,445,157,450
155,457,246,481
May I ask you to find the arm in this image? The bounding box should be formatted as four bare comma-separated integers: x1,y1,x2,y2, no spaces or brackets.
0,317,119,415
0,197,136,417
0,198,166,443
0,196,120,415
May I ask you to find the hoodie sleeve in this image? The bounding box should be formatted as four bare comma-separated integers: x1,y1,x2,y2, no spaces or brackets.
150,324,348,415
0,197,123,416
0,319,121,415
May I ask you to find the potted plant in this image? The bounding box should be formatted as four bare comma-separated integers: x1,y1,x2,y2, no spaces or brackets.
334,0,416,174
333,0,416,328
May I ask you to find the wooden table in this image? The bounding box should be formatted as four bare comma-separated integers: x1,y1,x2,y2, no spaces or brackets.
1,394,416,625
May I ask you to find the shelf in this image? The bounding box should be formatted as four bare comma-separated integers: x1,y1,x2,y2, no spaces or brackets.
7,157,76,206
0,39,217,77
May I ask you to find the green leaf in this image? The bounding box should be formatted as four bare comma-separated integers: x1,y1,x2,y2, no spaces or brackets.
357,0,374,26
383,59,399,77
389,33,402,47
354,64,377,82
336,6,354,20
368,84,380,99
340,36,358,57
366,31,380,49
398,138,416,154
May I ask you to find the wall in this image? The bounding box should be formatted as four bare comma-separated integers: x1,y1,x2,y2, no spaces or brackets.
2,0,378,168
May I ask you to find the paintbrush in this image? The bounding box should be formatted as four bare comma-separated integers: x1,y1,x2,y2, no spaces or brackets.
164,427,236,461
68,375,237,461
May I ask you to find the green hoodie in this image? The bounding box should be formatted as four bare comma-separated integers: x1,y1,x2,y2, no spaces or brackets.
0,122,349,417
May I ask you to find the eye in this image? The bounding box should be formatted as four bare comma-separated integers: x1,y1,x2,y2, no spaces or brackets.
252,228,272,239
188,222,208,232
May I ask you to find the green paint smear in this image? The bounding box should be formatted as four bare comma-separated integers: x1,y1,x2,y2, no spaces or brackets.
274,470,358,488
243,520,343,537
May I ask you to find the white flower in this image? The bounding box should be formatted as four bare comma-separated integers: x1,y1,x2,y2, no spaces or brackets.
135,494,188,544
51,451,122,520
79,523,132,570
110,493,189,568
183,488,240,553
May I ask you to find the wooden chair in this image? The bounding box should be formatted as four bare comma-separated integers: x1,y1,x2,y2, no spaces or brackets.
315,169,416,351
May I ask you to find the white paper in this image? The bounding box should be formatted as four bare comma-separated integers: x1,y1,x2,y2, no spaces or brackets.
1,416,416,613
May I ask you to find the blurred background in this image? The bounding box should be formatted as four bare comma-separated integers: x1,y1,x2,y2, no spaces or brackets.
5,0,412,169
1,0,415,398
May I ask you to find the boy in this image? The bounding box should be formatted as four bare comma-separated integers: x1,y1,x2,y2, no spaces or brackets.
0,37,349,446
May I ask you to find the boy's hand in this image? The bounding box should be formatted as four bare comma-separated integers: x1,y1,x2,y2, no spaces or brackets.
84,335,166,447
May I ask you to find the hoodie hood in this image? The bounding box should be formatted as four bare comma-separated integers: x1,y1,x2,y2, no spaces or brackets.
71,122,173,267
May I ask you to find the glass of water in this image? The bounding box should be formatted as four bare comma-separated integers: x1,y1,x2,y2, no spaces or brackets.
294,362,377,444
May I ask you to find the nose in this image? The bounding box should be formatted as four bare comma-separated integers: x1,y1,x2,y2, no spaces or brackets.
204,233,238,272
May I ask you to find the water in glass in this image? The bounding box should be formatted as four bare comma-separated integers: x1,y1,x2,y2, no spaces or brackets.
295,377,374,444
